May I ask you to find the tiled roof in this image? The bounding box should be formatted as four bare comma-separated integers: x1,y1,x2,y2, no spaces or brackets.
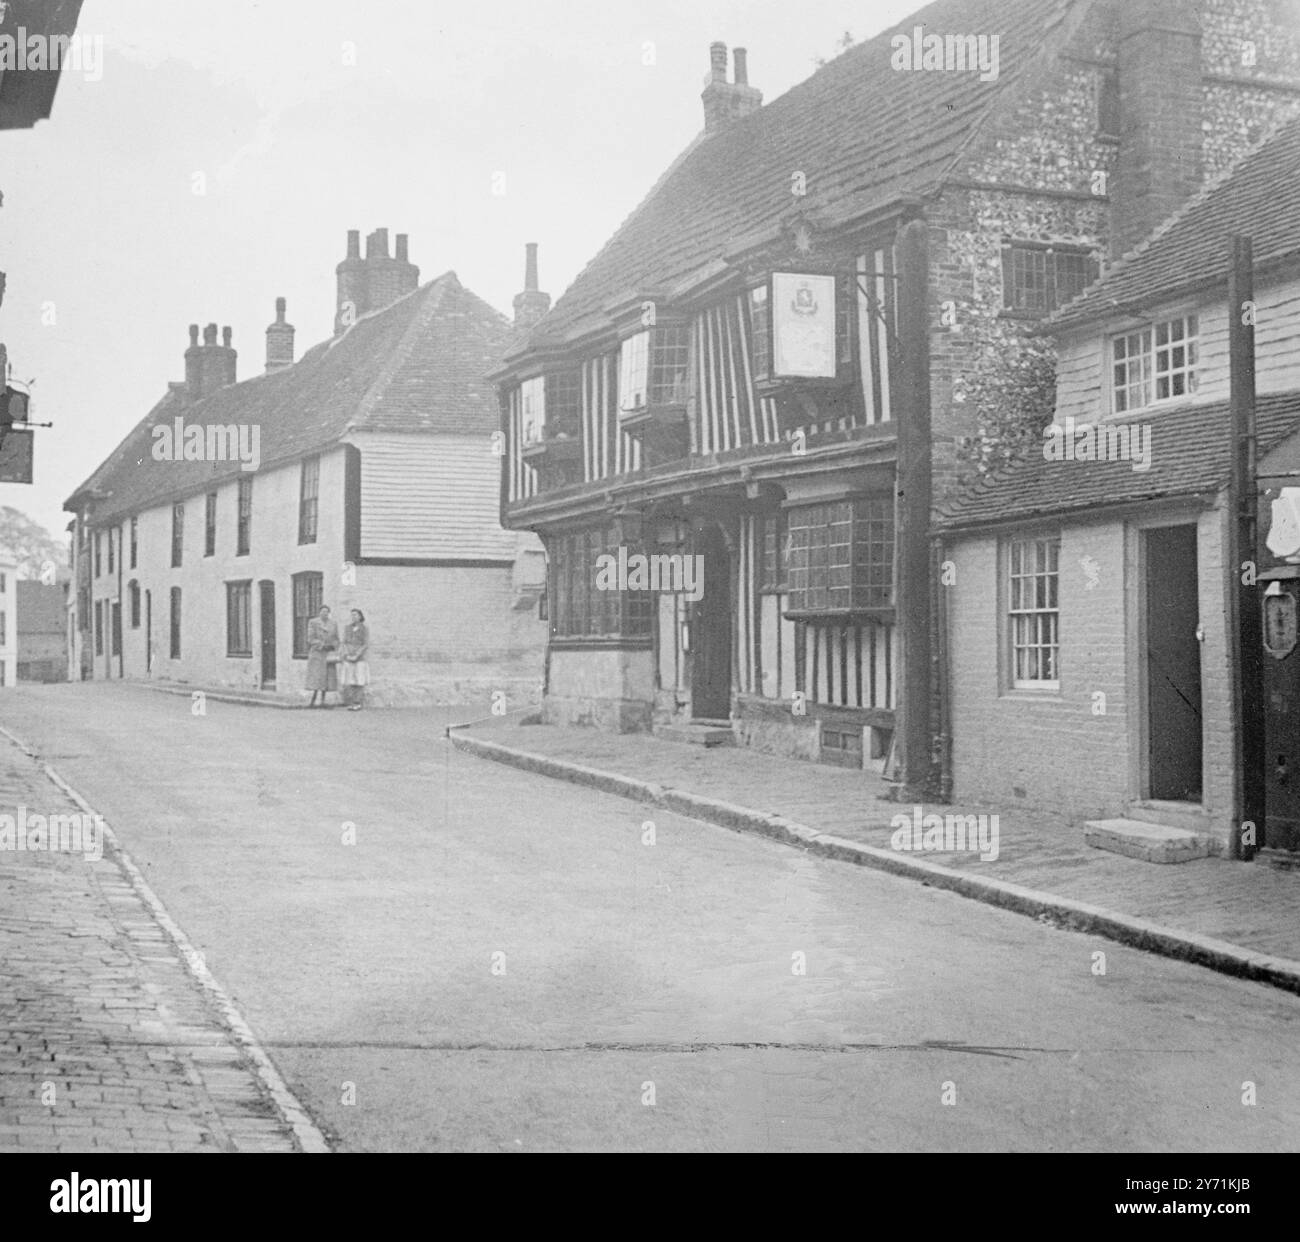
1052,112,1300,329
66,273,511,524
937,390,1300,530
519,0,1078,349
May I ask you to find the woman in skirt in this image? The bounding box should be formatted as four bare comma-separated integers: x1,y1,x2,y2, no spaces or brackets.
305,605,340,708
339,609,370,711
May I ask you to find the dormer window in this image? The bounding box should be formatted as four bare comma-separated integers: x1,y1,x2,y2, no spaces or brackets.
1111,313,1198,413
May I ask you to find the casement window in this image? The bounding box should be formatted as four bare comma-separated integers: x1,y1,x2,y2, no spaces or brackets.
169,587,182,659
1008,536,1060,689
748,285,771,381
292,571,323,658
129,517,138,569
759,511,791,593
1111,314,1198,413
226,580,252,657
236,477,252,556
520,376,546,445
1002,242,1099,315
617,325,690,414
299,456,320,544
129,580,140,629
171,503,184,568
111,602,121,657
548,526,653,640
785,498,894,615
205,492,217,556
107,527,115,574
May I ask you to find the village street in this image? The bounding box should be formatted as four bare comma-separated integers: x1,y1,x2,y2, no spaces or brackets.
1,681,1298,1153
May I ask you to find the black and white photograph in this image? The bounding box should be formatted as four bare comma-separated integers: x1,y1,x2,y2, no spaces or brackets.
1,0,1298,1196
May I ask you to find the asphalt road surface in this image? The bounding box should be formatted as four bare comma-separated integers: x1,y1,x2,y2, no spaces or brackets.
3,682,1298,1152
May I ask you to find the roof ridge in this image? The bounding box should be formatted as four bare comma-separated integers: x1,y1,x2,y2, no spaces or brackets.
1052,110,1300,327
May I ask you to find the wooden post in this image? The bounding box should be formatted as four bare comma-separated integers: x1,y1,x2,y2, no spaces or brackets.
1228,235,1263,860
894,217,933,799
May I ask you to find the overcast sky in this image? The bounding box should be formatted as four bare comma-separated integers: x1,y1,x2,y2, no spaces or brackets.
1,0,917,543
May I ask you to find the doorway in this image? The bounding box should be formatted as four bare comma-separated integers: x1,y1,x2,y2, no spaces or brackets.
1145,524,1203,801
259,581,277,687
690,522,732,720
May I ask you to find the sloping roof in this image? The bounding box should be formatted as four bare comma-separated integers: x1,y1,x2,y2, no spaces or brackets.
519,0,1078,349
938,390,1300,530
66,272,511,524
15,581,65,634
1052,111,1300,329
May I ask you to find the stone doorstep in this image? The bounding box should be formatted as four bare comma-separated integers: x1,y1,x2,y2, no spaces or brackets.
1126,798,1215,835
652,722,735,748
1084,818,1214,864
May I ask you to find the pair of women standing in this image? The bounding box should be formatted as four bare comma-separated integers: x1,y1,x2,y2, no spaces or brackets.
305,606,370,710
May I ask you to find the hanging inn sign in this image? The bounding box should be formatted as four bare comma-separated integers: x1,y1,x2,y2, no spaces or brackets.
771,272,837,378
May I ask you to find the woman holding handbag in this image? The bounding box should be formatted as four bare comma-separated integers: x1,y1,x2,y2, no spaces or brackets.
305,605,340,708
339,609,370,710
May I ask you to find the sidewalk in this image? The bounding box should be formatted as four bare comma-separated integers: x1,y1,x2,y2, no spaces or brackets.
0,733,327,1153
450,717,1300,994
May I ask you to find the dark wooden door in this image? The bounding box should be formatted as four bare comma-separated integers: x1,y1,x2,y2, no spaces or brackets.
691,523,732,720
1146,525,1202,801
259,581,276,686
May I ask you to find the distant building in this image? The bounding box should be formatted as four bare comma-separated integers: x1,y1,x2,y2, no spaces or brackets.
65,230,546,703
16,580,67,682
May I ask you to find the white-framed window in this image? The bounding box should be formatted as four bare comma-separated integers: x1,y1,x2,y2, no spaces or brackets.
1009,536,1060,689
1111,314,1197,413
520,376,546,445
617,330,650,412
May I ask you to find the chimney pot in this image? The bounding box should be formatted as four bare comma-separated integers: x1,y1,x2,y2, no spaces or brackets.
733,47,748,85
396,233,409,263
188,324,199,347
203,323,218,346
266,296,295,372
525,242,539,292
709,41,727,82
346,229,360,258
222,326,232,348
275,296,286,322
366,228,390,259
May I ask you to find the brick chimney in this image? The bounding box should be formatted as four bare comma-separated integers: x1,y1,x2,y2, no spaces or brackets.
1111,1,1203,258
184,322,237,400
512,242,551,329
265,297,295,373
701,42,762,134
334,227,420,334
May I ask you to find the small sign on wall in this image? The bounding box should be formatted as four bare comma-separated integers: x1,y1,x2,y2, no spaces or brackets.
772,273,836,378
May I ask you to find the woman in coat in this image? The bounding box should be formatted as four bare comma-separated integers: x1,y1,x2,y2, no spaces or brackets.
339,609,370,711
305,605,340,708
